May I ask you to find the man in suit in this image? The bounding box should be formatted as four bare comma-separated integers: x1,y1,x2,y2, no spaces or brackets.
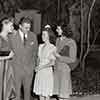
11,17,38,100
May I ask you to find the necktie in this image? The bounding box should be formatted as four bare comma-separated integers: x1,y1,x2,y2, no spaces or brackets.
23,33,26,46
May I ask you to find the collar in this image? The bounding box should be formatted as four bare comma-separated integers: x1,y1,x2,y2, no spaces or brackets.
58,36,66,41
19,29,23,38
18,29,28,41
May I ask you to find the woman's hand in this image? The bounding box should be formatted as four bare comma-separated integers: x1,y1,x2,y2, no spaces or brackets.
56,53,61,58
9,51,14,58
5,50,14,60
53,50,61,58
35,66,41,72
35,67,38,72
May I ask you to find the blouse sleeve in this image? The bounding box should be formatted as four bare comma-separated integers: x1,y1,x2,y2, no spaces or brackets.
37,44,45,65
38,44,43,57
69,39,77,61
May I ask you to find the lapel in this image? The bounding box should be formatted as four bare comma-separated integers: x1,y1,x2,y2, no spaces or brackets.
13,31,24,49
24,32,35,47
17,31,31,47
25,32,31,46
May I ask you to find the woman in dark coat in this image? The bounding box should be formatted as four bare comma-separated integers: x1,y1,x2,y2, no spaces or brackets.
54,25,77,99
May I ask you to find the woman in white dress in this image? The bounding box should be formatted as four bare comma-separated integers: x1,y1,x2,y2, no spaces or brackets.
33,28,59,100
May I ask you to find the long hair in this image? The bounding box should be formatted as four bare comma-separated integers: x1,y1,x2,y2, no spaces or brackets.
42,28,56,45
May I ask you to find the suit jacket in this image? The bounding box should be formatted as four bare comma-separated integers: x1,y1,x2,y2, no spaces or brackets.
10,30,38,74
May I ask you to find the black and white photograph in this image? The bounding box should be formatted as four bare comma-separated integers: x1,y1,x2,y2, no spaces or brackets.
0,0,100,100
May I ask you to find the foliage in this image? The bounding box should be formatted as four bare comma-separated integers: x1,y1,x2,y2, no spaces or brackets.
0,0,20,17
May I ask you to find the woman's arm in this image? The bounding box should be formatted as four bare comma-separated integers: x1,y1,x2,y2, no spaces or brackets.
0,50,14,60
36,59,55,72
35,57,40,72
8,50,14,58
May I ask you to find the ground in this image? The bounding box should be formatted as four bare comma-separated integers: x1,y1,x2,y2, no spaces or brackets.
51,95,100,100
29,95,100,100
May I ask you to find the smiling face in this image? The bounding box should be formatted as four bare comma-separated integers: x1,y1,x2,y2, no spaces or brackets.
6,21,14,33
42,30,49,43
2,19,14,36
20,23,31,34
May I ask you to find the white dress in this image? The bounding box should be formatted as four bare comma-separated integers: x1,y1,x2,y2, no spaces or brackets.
33,43,56,97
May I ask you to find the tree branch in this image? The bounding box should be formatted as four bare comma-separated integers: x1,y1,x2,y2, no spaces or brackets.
82,0,96,72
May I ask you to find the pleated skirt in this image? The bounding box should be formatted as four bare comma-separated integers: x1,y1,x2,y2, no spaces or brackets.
33,67,53,97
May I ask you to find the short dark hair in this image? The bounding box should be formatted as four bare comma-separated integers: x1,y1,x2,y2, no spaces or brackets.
19,17,32,25
62,24,73,38
57,24,73,38
42,28,56,45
